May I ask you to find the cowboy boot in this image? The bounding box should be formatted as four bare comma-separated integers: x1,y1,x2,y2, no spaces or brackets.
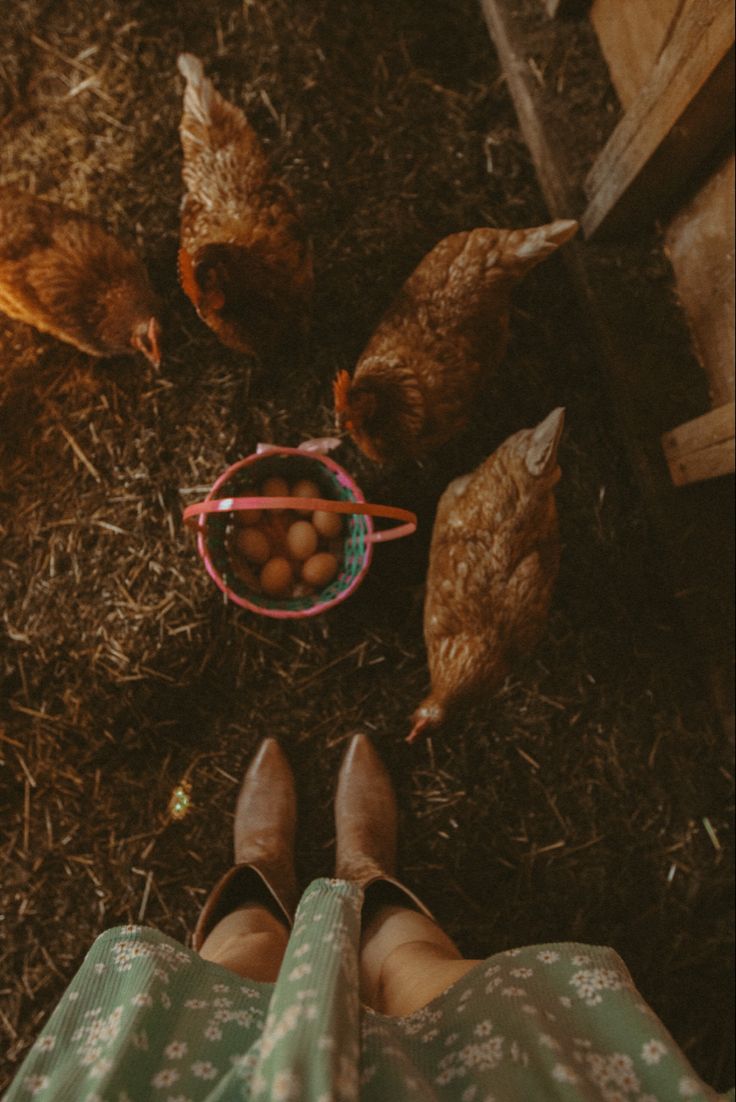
194,737,299,950
334,732,432,917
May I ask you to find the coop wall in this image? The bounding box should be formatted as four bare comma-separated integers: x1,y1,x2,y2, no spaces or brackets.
591,0,735,410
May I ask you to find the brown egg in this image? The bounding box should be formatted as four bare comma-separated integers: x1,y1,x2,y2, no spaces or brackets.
312,509,343,539
261,476,290,507
302,552,339,588
291,478,320,514
233,526,271,565
229,556,261,592
264,511,291,556
260,557,293,597
233,508,262,528
286,520,318,561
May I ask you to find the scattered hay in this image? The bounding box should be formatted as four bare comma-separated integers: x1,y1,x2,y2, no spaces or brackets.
0,0,732,1091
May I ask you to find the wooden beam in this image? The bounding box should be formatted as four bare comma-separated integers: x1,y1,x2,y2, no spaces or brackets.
582,0,735,238
662,402,736,485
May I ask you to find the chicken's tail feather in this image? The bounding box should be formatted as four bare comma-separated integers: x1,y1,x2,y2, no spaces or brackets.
178,52,214,126
501,218,578,275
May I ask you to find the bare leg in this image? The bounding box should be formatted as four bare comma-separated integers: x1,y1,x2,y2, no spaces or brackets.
199,903,288,982
360,903,482,1016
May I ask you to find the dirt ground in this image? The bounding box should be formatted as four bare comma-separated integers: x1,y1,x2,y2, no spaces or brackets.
0,0,733,1092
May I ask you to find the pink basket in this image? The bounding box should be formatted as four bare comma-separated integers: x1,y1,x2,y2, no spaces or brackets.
183,445,416,618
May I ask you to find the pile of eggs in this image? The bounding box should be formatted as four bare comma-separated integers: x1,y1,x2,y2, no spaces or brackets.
227,476,344,599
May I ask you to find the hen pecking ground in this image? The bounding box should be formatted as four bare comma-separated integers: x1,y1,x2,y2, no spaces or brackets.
0,0,733,1091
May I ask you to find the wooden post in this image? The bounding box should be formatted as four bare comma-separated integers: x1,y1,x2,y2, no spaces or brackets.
662,402,735,485
581,0,735,238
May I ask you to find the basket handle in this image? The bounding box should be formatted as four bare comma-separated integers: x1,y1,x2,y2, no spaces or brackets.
182,496,417,544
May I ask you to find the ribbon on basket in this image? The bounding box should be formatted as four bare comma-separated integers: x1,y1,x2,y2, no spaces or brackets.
183,496,417,543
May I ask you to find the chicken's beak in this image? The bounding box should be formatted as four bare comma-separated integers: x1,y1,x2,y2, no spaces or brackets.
132,316,162,369
146,316,162,369
525,407,565,477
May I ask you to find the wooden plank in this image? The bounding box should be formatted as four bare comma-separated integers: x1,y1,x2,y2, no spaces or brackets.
582,0,735,238
480,0,580,219
662,402,735,485
666,439,735,485
662,400,735,456
590,0,682,107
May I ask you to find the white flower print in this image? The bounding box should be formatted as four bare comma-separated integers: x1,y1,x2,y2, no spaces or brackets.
552,1064,579,1083
131,993,153,1008
570,967,624,1006
288,962,312,981
93,963,106,974
474,1020,495,1038
212,983,228,992
151,1069,179,1088
36,1036,56,1053
160,993,172,1009
679,1077,701,1097
510,967,533,978
572,954,591,965
90,1058,113,1078
67,991,79,1001
204,1023,222,1041
558,996,572,1007
501,986,526,997
521,1003,538,1015
184,998,208,1009
293,942,311,957
437,1029,505,1082
132,1030,149,1051
461,1086,478,1101
538,1033,560,1051
444,1032,460,1046
191,1061,217,1080
641,1038,667,1065
537,949,560,964
23,1076,49,1096
272,1069,302,1101
165,1041,188,1060
213,996,232,1008
505,948,522,957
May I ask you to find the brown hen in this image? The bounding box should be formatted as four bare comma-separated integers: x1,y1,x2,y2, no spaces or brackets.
0,188,161,366
334,221,576,463
177,53,313,358
408,407,565,743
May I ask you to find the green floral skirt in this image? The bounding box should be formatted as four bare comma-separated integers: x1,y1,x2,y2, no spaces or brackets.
4,879,729,1101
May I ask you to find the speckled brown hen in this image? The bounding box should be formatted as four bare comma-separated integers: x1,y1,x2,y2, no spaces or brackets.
177,53,313,359
408,408,565,743
334,221,576,463
0,188,161,366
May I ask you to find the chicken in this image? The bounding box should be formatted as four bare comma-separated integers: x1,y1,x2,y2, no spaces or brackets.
0,188,161,366
177,53,313,358
408,407,565,743
334,221,577,463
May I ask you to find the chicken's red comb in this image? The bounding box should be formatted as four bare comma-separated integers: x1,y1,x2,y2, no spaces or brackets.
333,369,352,414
